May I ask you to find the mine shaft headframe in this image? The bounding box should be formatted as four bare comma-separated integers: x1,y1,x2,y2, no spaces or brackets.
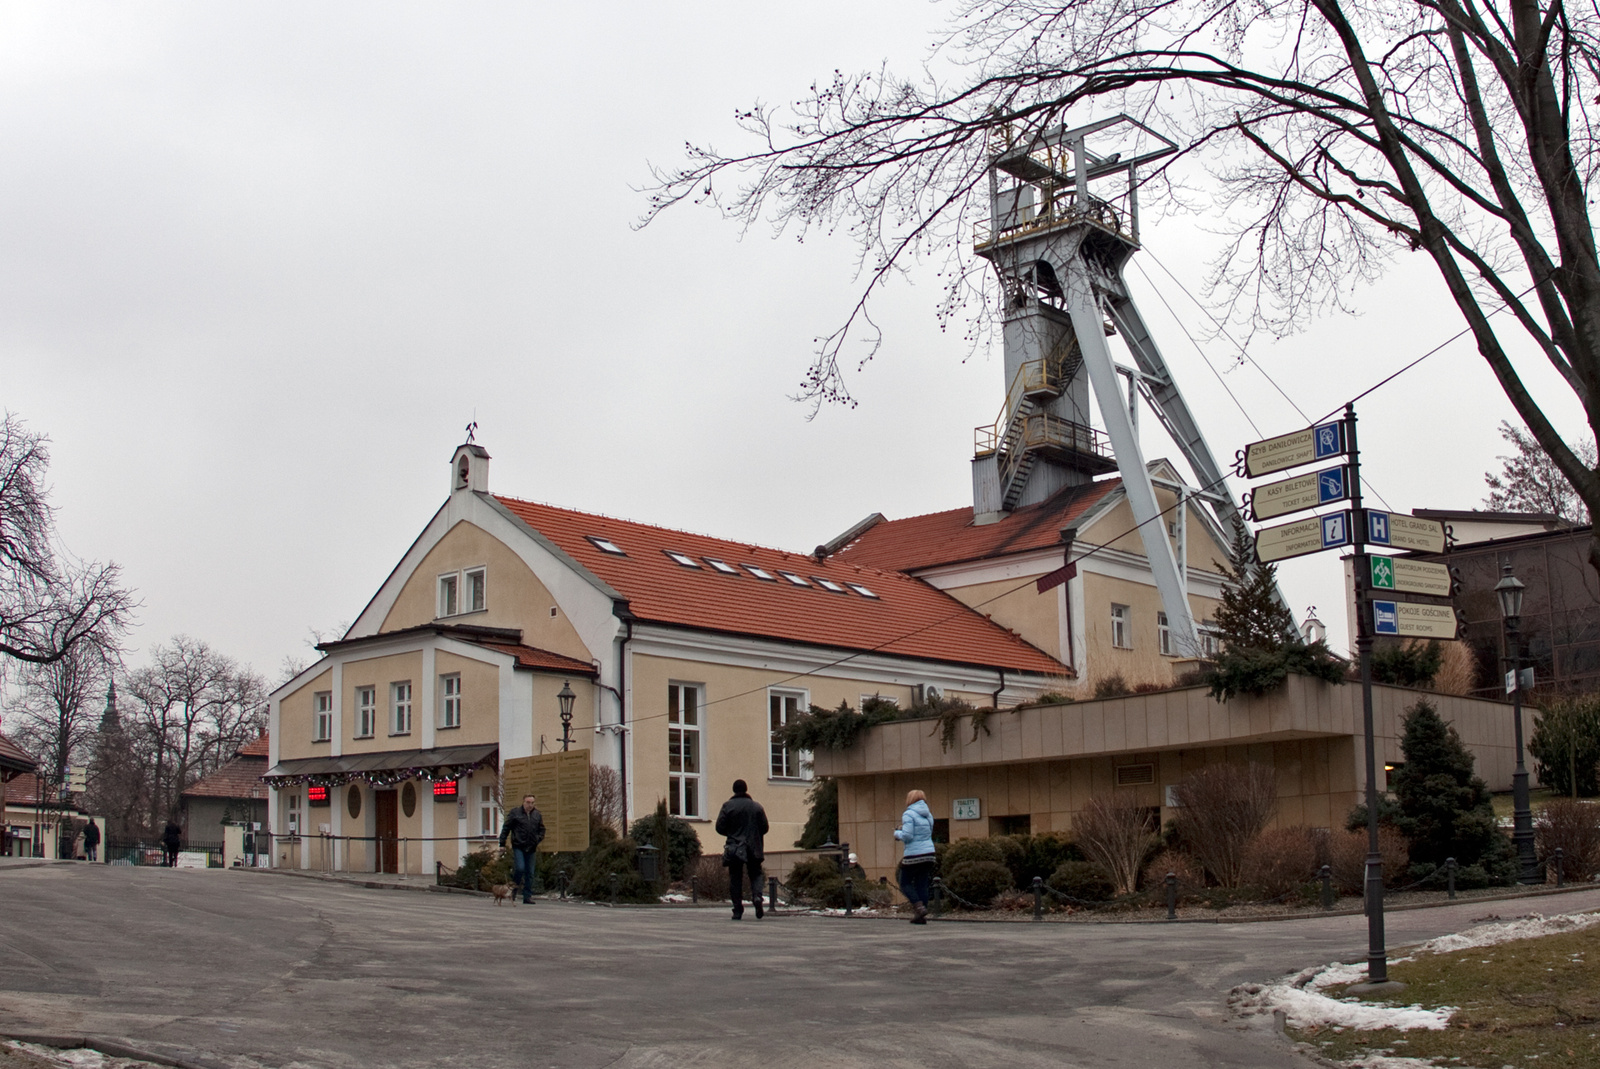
983,114,1178,249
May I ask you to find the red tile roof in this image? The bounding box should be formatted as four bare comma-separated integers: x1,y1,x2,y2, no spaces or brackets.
183,754,269,801
3,772,68,808
0,730,37,774
494,496,1069,676
476,641,599,677
237,734,270,758
833,478,1122,573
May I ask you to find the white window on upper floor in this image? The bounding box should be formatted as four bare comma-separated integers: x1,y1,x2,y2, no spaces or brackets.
355,686,376,738
313,691,332,742
1158,612,1172,656
768,689,811,781
391,681,413,735
667,683,703,819
438,567,487,617
1111,604,1131,649
439,674,462,729
438,572,458,617
465,567,486,613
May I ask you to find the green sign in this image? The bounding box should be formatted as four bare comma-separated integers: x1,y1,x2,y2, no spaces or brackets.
1368,555,1452,597
1370,556,1395,590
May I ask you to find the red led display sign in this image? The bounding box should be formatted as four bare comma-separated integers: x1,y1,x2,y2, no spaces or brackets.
432,779,459,799
307,785,330,806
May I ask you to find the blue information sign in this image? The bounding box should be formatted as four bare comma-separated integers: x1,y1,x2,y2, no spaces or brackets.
1373,600,1399,635
1368,509,1391,545
1320,511,1351,550
1317,466,1346,505
1313,421,1344,460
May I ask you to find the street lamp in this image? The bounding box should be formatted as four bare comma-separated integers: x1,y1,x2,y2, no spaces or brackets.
557,681,576,752
1494,563,1539,884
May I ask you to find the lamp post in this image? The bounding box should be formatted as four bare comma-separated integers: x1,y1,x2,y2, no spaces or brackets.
557,681,576,752
1494,563,1539,884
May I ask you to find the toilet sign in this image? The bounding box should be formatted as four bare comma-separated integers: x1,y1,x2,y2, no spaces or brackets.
952,798,981,820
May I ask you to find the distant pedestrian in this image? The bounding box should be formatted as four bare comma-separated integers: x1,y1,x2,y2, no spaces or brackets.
498,794,546,904
895,789,937,924
82,820,101,862
161,821,182,867
715,779,768,920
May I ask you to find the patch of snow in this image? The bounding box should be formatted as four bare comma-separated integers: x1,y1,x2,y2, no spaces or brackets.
1231,973,1454,1031
1408,910,1600,957
11,1042,160,1069
1340,1056,1445,1069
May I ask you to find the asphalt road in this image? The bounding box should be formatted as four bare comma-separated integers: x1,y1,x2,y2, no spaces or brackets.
3,863,1598,1069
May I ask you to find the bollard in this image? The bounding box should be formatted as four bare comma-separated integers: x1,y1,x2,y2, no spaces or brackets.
1446,857,1457,900
844,877,854,915
559,870,569,899
609,872,619,906
932,876,945,917
691,879,698,904
1165,872,1177,920
1032,876,1043,921
1320,864,1333,911
1555,847,1565,887
769,875,779,915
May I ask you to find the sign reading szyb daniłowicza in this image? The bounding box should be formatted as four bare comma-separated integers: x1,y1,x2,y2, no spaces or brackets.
1243,420,1347,478
1372,599,1459,639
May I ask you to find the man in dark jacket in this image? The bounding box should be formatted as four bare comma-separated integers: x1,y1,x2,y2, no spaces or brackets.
499,794,546,903
161,821,181,867
714,779,768,920
82,819,101,862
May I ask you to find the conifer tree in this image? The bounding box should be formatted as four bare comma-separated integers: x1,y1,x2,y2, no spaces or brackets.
1391,699,1517,886
1212,526,1297,653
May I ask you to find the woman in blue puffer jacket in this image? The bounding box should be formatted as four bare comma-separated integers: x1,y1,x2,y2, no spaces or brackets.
893,789,937,924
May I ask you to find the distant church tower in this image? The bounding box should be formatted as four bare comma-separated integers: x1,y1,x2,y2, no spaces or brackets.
969,116,1247,655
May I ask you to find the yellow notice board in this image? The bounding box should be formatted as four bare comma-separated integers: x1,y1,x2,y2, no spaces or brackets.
501,750,590,852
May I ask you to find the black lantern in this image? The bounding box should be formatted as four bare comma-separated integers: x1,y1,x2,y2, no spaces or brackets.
1494,564,1525,622
557,681,576,752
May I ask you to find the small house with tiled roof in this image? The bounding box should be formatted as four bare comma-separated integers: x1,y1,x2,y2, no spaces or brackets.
3,769,102,860
266,442,1073,875
181,732,271,856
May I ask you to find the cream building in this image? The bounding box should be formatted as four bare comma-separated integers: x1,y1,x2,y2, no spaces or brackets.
265,442,1074,874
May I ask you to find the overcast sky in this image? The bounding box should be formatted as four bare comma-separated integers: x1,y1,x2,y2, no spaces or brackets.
0,2,1588,690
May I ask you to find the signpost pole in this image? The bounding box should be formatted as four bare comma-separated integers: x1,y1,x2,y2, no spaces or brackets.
1345,403,1396,991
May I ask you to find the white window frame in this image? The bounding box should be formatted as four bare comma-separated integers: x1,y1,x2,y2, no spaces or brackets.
313,691,332,742
286,791,302,838
355,686,376,738
464,566,486,613
391,681,413,736
1158,612,1172,656
439,673,462,729
1199,620,1221,659
1111,604,1131,649
667,682,704,819
768,688,812,781
478,784,497,838
437,572,459,618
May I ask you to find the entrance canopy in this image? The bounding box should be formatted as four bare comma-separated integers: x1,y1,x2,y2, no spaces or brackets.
263,744,497,788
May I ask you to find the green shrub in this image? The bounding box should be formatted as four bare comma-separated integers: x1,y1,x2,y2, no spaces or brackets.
1529,696,1600,797
1047,860,1116,903
1392,699,1517,885
568,836,657,903
452,848,511,891
629,804,703,881
774,699,900,753
944,859,1013,907
1371,639,1443,688
1005,832,1083,890
782,856,882,908
941,837,1005,871
794,777,838,849
784,857,844,898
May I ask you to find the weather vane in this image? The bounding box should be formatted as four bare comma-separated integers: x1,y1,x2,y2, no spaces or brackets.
464,420,478,445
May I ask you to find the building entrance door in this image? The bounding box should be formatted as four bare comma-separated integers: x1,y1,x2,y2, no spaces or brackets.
374,790,398,874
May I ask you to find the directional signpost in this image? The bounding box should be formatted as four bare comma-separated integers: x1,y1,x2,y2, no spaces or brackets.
1243,419,1346,478
1368,555,1453,598
1366,511,1448,554
1372,599,1460,639
1254,510,1352,563
1248,464,1349,521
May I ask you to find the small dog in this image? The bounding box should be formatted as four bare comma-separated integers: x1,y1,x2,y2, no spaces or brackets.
490,883,515,906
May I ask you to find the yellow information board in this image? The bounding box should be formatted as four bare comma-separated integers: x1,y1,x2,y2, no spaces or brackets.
501,750,591,852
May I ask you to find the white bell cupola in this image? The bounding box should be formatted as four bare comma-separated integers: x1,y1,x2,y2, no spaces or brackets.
450,442,490,495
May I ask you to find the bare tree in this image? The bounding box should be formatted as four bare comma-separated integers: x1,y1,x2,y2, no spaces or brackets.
1170,762,1278,887
1072,793,1159,894
589,763,625,838
1484,420,1595,522
648,0,1600,570
1,412,136,665
8,641,111,804
124,636,266,832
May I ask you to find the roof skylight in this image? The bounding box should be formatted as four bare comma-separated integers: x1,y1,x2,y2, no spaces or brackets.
665,551,702,569
846,582,878,598
777,571,811,587
704,558,740,575
811,577,848,594
587,536,626,556
743,564,777,581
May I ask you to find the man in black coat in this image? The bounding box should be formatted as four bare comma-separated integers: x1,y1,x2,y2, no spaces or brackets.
82,819,101,862
714,779,768,920
498,794,546,903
